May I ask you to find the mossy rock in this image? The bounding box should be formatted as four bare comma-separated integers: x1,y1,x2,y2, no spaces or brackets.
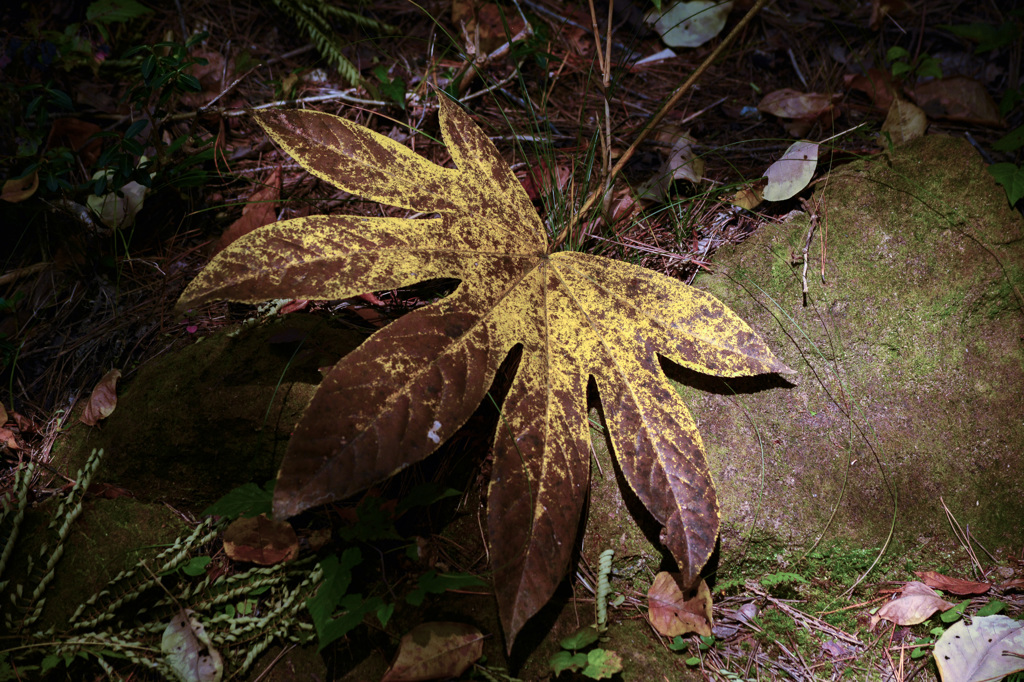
676,135,1024,555
51,315,366,512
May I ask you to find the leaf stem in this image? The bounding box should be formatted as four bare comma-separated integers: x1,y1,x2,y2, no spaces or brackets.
553,0,770,252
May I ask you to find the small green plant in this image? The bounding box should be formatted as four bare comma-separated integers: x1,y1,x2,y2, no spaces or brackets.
886,46,942,81
549,550,622,679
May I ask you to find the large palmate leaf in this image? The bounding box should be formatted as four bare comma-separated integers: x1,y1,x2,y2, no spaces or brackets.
177,95,791,647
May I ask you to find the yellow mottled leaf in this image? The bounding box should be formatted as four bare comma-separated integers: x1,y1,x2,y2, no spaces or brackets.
177,94,791,650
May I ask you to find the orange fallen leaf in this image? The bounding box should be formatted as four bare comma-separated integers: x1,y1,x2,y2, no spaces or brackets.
382,621,484,682
80,369,122,426
647,572,713,637
222,513,298,565
914,570,990,596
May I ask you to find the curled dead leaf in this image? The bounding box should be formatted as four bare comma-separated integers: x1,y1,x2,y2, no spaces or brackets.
1,171,39,203
875,581,954,626
914,570,990,596
222,513,298,565
647,572,713,637
382,621,484,682
880,98,927,146
80,369,122,426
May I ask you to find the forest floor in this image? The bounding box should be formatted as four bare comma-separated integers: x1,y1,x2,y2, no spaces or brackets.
1,0,1022,680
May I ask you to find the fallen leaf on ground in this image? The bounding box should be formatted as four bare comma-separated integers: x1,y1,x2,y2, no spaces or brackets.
909,76,1004,126
648,0,733,48
0,427,19,449
176,95,791,649
880,97,927,146
381,621,484,682
11,412,37,434
648,572,712,637
933,614,1024,682
1001,578,1024,592
222,513,298,565
215,167,281,252
844,69,897,111
1,171,39,203
0,401,7,425
161,609,223,682
875,581,954,627
914,570,990,596
80,369,122,426
763,141,818,202
759,89,838,120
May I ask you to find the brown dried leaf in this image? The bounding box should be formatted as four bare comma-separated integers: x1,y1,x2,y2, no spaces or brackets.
177,96,791,650
909,77,1004,126
0,401,7,425
381,621,484,682
880,97,928,146
914,570,990,596
876,581,954,626
215,167,281,252
647,572,712,638
1000,578,1024,593
0,426,19,449
844,68,897,111
79,369,122,426
758,89,838,120
222,513,298,565
1,171,39,203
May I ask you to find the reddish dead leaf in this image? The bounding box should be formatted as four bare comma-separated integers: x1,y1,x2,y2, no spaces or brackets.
88,482,135,500
0,401,7,425
844,69,897,110
381,621,484,682
914,570,990,596
48,117,103,167
1,170,39,203
647,572,712,638
999,578,1024,593
11,412,38,434
79,369,122,426
875,581,954,627
517,160,572,201
222,513,298,565
215,167,282,252
909,77,1004,126
278,298,309,315
0,426,19,450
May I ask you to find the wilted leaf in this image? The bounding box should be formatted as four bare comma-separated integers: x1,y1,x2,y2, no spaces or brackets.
758,89,838,120
80,369,122,426
914,570,990,596
648,0,733,48
1,171,39,203
880,97,928,146
87,177,149,230
215,167,281,252
0,401,7,425
177,95,790,648
763,141,818,202
381,622,484,682
909,76,1004,126
222,513,298,565
161,609,223,682
844,68,897,111
1001,578,1024,593
0,427,18,450
647,572,713,637
640,131,704,201
876,581,955,626
934,615,1024,682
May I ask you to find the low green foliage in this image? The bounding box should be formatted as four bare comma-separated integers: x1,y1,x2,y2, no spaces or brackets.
885,46,942,81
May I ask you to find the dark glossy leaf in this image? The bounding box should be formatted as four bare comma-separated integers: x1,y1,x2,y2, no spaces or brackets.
177,95,791,648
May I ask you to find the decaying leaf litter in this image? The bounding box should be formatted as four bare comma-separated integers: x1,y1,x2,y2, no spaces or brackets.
2,0,1023,680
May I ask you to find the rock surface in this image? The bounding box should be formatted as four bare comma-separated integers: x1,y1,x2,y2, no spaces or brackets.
676,135,1024,554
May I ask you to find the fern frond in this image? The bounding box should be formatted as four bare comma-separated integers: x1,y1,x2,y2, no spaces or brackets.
268,0,363,86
